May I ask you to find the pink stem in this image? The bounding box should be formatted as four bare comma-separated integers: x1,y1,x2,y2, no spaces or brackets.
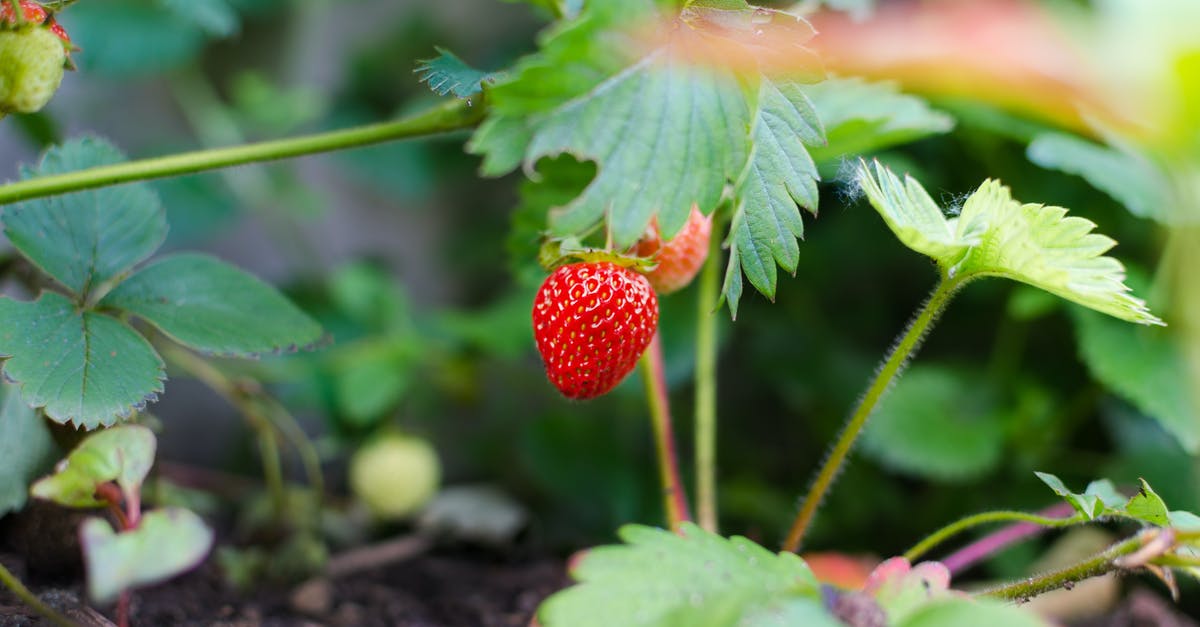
943,502,1076,575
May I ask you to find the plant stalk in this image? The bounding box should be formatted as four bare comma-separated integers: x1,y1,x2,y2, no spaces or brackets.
783,276,964,552
904,509,1084,563
941,502,1077,574
694,220,722,533
980,532,1147,601
0,561,76,627
641,333,693,531
0,97,485,206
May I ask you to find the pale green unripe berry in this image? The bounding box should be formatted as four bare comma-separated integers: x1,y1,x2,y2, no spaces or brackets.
349,433,441,520
0,26,65,115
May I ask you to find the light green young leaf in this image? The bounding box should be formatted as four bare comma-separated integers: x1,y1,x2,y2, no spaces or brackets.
0,381,57,516
538,522,819,626
860,365,1004,481
1073,307,1197,452
806,77,953,165
1034,472,1120,519
1126,479,1171,527
31,425,156,509
856,160,1164,326
3,137,166,300
0,293,165,429
415,47,496,98
899,598,1048,627
100,253,324,358
82,507,214,604
1027,133,1173,224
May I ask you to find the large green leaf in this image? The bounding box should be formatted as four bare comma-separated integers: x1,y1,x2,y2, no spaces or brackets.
538,523,820,626
1027,133,1173,223
81,507,214,604
856,160,1163,326
3,137,167,300
860,365,1005,481
0,381,57,516
101,253,323,357
0,293,165,428
899,598,1048,627
1073,306,1197,452
30,425,157,509
806,77,953,165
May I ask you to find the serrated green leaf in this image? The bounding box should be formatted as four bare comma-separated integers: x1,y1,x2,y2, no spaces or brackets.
509,157,596,287
100,253,323,358
1126,479,1171,526
538,522,819,627
727,79,823,300
3,137,166,300
415,47,494,98
856,160,1163,326
0,381,57,516
158,0,239,37
0,293,164,429
899,598,1048,627
806,77,952,165
860,365,1004,481
82,507,214,604
31,425,156,509
1027,133,1173,223
1073,306,1197,452
1034,472,1106,519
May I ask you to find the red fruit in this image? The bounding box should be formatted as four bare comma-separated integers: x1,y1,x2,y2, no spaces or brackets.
0,1,47,25
532,262,659,399
634,205,712,295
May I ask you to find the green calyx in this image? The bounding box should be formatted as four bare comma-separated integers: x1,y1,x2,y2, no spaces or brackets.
538,237,657,273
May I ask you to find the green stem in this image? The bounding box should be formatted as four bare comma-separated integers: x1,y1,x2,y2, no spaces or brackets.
904,510,1085,562
0,561,76,627
641,333,692,531
783,275,965,552
261,394,325,498
980,533,1145,601
0,98,485,206
693,218,722,533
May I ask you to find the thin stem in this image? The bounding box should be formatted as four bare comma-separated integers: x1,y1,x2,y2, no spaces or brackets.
261,394,325,498
942,502,1077,574
693,217,722,533
117,592,130,627
904,509,1084,563
783,276,965,552
0,561,76,627
0,97,485,206
640,333,693,531
980,532,1146,601
160,344,287,517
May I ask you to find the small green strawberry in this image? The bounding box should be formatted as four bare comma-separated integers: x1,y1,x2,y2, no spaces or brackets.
0,25,66,115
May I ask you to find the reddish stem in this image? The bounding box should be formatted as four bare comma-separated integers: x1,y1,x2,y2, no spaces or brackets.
942,502,1077,575
94,481,141,627
640,334,693,531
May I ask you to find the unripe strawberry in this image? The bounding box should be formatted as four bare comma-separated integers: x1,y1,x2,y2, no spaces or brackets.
532,261,658,399
0,26,65,114
349,433,441,520
0,1,47,26
635,205,712,295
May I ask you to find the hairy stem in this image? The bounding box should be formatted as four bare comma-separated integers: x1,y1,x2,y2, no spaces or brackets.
641,334,693,531
0,98,485,206
942,502,1078,574
904,509,1084,563
0,561,75,627
694,222,722,533
980,532,1147,601
783,276,964,552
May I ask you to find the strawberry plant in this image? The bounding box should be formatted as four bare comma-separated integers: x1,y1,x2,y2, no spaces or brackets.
0,0,1197,625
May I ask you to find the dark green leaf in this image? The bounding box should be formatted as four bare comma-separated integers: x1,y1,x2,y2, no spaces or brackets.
0,381,57,516
0,293,165,429
31,425,157,508
538,522,819,627
415,47,495,98
4,137,166,300
1073,307,1196,452
1027,133,1173,223
82,507,214,604
158,0,240,37
101,254,324,357
860,365,1004,481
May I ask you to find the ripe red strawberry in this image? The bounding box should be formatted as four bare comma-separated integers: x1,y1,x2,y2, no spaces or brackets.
0,1,47,26
533,262,659,399
635,205,712,295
